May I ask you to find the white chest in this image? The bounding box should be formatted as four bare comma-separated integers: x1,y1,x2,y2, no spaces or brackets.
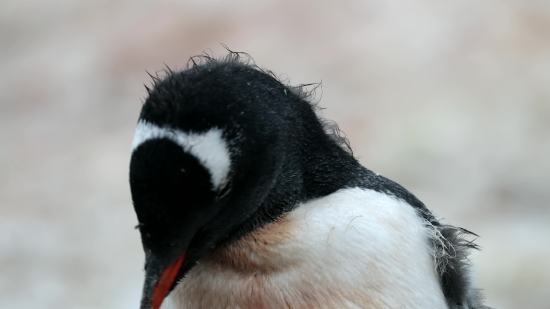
162,188,448,309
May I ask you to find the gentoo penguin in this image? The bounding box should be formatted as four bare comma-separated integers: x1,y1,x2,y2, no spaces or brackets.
129,53,489,309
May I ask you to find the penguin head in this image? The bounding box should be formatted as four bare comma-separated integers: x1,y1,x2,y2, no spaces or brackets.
129,57,294,309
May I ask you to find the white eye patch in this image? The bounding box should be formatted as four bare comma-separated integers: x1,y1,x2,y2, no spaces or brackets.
131,120,231,191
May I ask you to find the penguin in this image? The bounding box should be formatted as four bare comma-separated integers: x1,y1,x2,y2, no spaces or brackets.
129,52,489,309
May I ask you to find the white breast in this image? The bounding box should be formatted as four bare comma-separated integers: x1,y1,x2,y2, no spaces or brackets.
162,187,448,309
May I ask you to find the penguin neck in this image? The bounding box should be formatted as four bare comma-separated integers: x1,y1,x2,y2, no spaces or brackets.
226,131,362,244
285,138,361,201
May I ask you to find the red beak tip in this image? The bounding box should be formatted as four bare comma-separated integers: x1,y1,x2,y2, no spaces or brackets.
150,251,187,309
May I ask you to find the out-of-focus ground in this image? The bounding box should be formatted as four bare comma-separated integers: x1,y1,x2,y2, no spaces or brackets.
1,0,549,308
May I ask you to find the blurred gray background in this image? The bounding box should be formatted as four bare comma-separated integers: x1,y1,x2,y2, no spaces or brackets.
1,0,549,308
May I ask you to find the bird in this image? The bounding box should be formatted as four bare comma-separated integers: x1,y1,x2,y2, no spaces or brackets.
129,52,489,309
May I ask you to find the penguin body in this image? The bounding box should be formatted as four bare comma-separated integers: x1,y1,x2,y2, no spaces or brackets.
129,54,488,309
162,188,447,309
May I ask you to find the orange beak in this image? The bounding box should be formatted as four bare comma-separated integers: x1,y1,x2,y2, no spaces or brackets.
150,251,187,309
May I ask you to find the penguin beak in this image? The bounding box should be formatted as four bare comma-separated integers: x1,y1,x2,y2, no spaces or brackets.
140,250,187,309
